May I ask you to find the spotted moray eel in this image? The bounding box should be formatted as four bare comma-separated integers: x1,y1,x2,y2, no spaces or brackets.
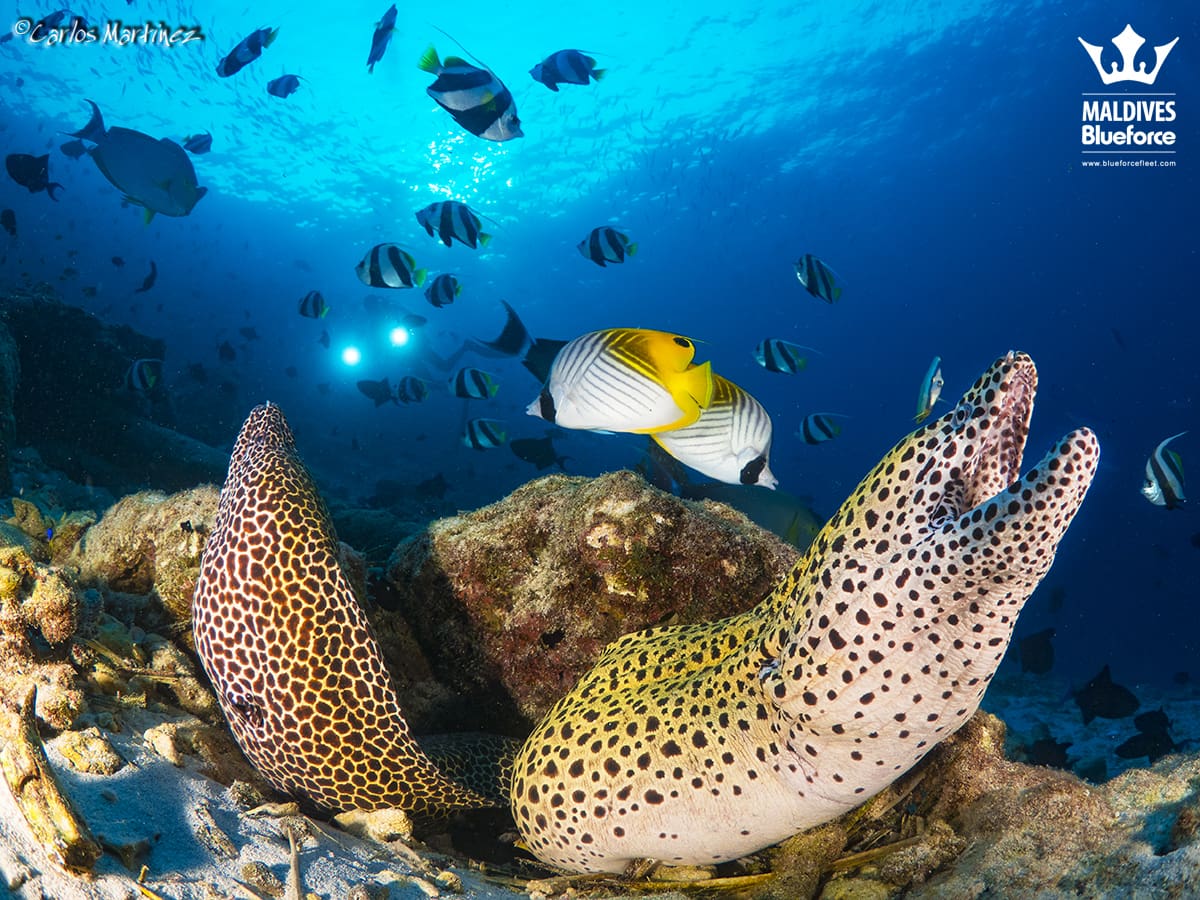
194,352,1097,873
192,403,514,817
510,351,1098,871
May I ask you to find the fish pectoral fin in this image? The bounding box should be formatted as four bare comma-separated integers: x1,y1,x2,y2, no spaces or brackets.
679,360,715,410
142,207,156,225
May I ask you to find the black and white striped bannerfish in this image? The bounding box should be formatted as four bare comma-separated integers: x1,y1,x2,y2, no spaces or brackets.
754,338,817,375
577,226,636,267
652,375,777,488
425,273,462,307
528,328,714,434
450,367,499,399
415,201,491,249
124,358,163,393
463,417,507,449
799,413,844,444
298,290,329,318
1141,431,1187,509
795,253,844,303
355,244,427,289
418,46,523,142
397,376,429,404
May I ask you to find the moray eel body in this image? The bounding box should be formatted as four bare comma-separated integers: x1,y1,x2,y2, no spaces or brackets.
192,403,503,817
512,352,1099,872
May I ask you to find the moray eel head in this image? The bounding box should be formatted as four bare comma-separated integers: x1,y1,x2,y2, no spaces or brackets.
768,350,1098,791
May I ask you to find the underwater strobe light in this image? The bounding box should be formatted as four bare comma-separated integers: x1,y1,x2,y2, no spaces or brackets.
340,346,362,366
388,326,410,347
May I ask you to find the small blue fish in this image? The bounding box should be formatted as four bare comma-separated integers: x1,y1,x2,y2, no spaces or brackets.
530,49,605,91
216,27,278,78
799,413,843,444
450,367,499,400
463,417,507,450
267,74,302,98
1142,432,1186,509
914,356,944,423
183,132,212,154
425,273,462,307
367,4,398,73
754,339,817,375
795,254,843,303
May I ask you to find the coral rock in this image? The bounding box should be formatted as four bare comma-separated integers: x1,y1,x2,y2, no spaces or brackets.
384,470,797,731
70,486,218,633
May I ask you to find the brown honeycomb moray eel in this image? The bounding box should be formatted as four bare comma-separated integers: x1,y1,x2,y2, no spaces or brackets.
192,402,516,817
194,351,1098,874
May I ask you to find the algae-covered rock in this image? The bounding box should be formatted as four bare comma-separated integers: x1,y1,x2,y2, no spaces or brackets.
384,470,798,731
70,486,218,633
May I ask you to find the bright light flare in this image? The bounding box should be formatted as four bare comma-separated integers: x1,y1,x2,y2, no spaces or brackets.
341,346,362,366
389,327,410,347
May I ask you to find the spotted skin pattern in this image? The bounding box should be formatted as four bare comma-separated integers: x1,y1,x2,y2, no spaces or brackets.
192,403,503,817
511,352,1100,873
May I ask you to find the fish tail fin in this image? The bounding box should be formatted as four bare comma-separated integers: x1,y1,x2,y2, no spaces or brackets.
626,242,638,256
264,27,280,47
142,208,156,226
417,45,441,73
47,183,64,201
591,68,606,81
69,99,105,143
478,232,492,247
413,267,428,286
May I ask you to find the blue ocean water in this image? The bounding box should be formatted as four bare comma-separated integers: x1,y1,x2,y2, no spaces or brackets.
0,0,1195,694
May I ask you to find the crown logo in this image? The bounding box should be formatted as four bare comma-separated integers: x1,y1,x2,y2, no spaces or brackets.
1078,24,1179,85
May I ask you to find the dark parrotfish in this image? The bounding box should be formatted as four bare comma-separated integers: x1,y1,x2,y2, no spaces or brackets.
510,435,567,471
367,4,398,73
5,153,63,200
357,377,396,407
1115,709,1177,763
1074,665,1139,724
68,100,206,222
1018,626,1055,674
216,27,278,77
1025,737,1072,769
415,472,448,499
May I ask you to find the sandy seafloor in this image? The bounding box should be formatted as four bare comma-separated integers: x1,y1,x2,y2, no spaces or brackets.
1,664,1197,898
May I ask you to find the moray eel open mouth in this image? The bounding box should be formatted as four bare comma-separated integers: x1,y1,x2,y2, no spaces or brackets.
922,351,1037,528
